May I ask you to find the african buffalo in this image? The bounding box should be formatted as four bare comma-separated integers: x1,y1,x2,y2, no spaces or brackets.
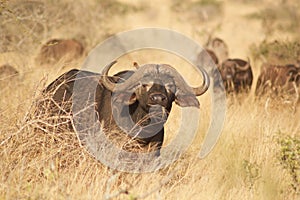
0,64,18,80
206,37,229,63
197,49,219,67
255,63,300,96
218,58,253,93
41,61,210,156
36,39,84,65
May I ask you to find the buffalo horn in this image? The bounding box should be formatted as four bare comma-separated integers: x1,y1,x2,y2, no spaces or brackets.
235,58,250,71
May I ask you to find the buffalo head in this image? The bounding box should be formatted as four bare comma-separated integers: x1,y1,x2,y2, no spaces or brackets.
102,62,209,110
98,61,210,149
219,59,250,80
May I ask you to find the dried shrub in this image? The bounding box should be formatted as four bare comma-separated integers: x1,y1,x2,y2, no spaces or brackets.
278,135,300,193
0,0,143,53
250,40,300,64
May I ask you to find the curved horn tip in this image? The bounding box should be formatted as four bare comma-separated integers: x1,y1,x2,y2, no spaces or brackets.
103,60,118,73
193,67,210,96
236,59,251,71
101,60,118,91
110,60,118,66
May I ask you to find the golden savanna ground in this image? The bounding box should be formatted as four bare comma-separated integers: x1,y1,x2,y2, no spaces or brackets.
0,0,300,199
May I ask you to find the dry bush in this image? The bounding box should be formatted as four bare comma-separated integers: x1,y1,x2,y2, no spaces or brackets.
278,134,300,193
0,0,144,53
250,40,300,65
246,1,300,37
0,85,180,199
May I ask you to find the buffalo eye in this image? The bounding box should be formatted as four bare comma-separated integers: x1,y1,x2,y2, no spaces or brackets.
141,83,151,91
165,83,176,93
288,71,295,76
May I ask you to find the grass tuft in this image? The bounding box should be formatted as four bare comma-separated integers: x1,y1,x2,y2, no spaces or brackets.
278,134,300,193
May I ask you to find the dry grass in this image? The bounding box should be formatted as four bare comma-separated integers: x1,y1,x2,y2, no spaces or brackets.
1,0,300,199
1,83,300,199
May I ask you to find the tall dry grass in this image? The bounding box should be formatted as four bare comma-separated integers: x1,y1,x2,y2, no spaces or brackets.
1,78,299,199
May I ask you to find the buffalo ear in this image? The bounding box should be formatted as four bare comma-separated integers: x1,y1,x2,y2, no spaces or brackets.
175,95,200,108
113,92,137,105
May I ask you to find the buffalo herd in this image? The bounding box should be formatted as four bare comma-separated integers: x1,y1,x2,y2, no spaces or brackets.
36,37,300,106
201,37,300,109
33,36,299,156
202,37,253,94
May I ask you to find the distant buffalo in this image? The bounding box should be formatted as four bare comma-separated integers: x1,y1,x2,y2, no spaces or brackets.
40,61,210,156
36,39,84,65
197,49,219,67
206,37,229,63
218,58,253,93
255,63,300,96
0,64,18,81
